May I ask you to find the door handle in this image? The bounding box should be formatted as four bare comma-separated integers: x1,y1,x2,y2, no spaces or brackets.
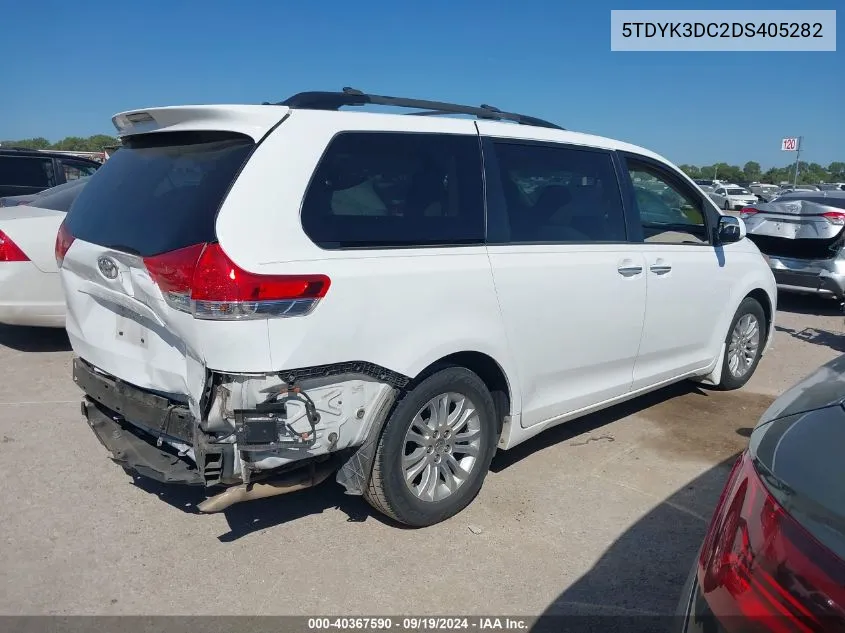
650,264,672,275
617,265,643,277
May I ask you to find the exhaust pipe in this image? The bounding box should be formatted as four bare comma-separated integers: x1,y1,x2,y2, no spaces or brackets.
197,464,334,513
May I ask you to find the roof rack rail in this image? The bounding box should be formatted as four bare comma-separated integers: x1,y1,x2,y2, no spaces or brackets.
270,87,564,130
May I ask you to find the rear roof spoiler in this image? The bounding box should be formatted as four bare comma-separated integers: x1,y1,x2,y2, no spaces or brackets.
112,105,291,142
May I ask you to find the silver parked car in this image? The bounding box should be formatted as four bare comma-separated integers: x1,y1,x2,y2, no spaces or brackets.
741,190,845,298
748,183,781,202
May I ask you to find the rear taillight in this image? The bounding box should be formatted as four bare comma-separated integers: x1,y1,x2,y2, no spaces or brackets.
54,221,75,268
0,230,29,262
143,242,330,320
740,208,759,219
822,211,845,226
698,451,845,631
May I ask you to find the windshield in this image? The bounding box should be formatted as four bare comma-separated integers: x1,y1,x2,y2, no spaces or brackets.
727,188,750,196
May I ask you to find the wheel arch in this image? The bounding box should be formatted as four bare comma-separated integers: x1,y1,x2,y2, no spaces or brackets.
746,287,774,347
410,350,517,437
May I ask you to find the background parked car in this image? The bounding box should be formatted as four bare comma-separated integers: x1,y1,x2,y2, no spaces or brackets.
710,185,759,211
677,353,845,632
820,182,845,192
740,190,845,299
0,176,91,208
0,177,89,327
0,148,99,198
749,183,781,202
779,184,821,195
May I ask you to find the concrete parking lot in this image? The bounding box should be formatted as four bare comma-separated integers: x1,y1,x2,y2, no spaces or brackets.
1,293,843,619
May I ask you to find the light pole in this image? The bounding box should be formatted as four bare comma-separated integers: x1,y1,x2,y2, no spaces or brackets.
792,137,803,187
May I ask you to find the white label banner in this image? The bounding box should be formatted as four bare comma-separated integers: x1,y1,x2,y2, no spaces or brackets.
781,137,799,151
611,10,836,52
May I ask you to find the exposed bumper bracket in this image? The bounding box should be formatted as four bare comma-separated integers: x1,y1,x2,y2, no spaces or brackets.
82,399,204,485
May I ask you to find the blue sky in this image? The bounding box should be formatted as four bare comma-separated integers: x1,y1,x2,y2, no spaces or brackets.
1,0,841,168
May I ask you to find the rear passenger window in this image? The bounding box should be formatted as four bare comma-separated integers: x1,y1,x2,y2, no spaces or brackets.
490,142,626,243
0,156,56,188
301,132,484,249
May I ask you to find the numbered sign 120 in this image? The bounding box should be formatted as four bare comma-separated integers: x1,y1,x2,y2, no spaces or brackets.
781,137,799,151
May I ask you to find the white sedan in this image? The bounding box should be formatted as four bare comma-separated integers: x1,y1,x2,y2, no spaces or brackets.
711,185,759,211
0,178,88,327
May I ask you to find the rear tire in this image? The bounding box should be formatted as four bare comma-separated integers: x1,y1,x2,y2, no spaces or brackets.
364,367,497,527
716,297,766,391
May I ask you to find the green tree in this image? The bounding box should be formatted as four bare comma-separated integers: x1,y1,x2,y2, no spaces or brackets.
801,162,828,185
1,134,119,152
0,137,51,149
742,161,761,182
827,162,845,181
712,163,744,183
679,164,701,178
85,134,119,151
53,136,89,151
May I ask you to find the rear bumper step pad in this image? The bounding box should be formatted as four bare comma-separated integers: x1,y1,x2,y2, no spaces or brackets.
82,399,204,485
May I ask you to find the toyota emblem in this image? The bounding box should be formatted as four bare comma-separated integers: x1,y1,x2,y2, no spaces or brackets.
97,256,119,280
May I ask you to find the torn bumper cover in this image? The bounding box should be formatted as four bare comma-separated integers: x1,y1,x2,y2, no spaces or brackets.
73,357,401,499
766,254,845,298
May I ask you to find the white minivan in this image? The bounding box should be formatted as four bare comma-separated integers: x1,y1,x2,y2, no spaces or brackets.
58,89,777,526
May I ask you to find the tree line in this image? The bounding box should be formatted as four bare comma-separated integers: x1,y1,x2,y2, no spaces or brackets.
0,135,119,152
679,161,845,185
3,136,843,186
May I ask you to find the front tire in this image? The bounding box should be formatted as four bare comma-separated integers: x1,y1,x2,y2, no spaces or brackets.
716,297,766,390
364,367,498,527
724,200,731,211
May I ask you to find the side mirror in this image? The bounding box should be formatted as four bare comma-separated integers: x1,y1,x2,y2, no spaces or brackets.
717,215,746,244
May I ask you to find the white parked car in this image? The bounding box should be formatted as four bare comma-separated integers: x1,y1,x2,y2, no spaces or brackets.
59,89,777,527
711,185,759,211
0,177,89,327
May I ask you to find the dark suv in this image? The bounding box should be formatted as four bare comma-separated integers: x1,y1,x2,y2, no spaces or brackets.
0,148,100,198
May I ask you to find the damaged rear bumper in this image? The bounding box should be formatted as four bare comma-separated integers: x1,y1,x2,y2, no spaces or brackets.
72,357,400,503
82,399,204,485
766,254,845,298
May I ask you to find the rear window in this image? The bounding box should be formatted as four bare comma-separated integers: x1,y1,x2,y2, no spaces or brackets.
64,131,254,257
0,156,55,188
301,132,484,249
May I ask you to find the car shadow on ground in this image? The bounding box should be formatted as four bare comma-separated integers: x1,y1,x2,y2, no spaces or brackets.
491,381,704,473
0,325,71,352
530,456,739,633
127,470,393,541
775,324,845,353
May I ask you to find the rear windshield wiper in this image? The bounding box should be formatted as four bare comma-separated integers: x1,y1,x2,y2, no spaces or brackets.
103,243,142,256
